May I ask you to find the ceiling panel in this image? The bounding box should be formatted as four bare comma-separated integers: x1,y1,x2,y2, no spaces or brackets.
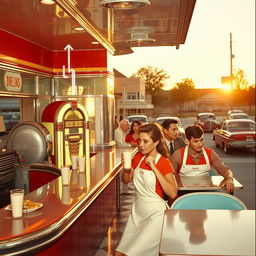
0,0,196,54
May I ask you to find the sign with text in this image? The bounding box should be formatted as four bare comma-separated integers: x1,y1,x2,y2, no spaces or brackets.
4,71,22,92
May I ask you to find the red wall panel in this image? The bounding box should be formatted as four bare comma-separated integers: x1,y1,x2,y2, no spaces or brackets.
0,30,108,74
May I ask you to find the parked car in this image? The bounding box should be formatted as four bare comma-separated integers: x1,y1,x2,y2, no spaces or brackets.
227,109,244,115
212,119,256,154
127,115,148,125
195,113,221,132
226,113,249,120
155,116,186,140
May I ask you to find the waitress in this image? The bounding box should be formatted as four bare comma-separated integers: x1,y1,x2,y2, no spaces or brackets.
171,125,235,194
114,123,178,256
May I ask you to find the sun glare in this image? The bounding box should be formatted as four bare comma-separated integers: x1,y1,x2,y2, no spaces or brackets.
222,83,231,91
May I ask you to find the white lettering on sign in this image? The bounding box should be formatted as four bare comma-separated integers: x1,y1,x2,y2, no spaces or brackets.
4,71,22,92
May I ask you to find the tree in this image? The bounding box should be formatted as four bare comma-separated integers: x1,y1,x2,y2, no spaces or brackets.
170,78,197,116
232,69,249,106
131,66,169,103
233,68,249,90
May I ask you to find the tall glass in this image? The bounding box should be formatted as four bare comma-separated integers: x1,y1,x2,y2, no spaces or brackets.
10,189,24,219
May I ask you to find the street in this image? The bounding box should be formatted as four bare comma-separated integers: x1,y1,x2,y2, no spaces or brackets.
180,117,256,210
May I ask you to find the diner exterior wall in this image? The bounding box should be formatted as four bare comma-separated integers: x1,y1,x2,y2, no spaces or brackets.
0,29,109,76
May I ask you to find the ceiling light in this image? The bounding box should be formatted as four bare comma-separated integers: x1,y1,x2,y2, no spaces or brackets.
40,0,55,5
128,32,155,46
99,0,150,9
73,27,84,32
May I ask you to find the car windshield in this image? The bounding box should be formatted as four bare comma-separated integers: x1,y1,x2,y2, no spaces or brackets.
128,117,147,123
199,115,215,121
231,114,248,119
227,122,255,132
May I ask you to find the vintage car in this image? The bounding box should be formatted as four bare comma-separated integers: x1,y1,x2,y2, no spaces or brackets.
226,113,249,120
155,116,186,140
227,109,244,115
195,113,221,132
212,119,256,154
127,115,148,125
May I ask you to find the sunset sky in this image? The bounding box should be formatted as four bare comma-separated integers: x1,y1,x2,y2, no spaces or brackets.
113,0,255,90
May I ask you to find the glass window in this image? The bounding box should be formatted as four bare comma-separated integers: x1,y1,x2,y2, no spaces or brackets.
0,97,20,131
39,77,52,95
0,69,36,94
126,93,137,100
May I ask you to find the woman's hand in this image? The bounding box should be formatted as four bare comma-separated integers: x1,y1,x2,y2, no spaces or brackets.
145,155,156,170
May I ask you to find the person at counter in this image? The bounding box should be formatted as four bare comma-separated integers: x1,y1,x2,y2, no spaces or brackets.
115,119,135,147
162,118,186,156
125,120,142,146
114,123,178,256
114,115,120,130
171,124,235,194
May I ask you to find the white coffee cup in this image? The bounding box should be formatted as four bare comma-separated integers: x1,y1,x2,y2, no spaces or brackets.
10,189,24,219
61,166,70,185
78,156,86,173
123,151,132,170
71,155,78,171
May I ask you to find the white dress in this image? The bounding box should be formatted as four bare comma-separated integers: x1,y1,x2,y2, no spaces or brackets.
116,154,169,256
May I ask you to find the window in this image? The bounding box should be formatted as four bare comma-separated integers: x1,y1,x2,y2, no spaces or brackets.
126,93,137,100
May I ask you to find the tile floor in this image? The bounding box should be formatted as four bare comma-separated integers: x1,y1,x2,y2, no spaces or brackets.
94,184,135,256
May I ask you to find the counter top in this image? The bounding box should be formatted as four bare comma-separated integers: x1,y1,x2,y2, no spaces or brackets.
160,209,255,256
0,147,137,255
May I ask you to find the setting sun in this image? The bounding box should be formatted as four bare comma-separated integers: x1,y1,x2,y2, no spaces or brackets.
222,83,231,91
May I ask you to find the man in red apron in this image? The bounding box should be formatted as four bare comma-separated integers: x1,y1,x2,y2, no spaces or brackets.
171,125,235,194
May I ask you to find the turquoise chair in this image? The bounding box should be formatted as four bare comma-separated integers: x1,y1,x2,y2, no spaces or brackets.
171,192,247,210
209,169,216,176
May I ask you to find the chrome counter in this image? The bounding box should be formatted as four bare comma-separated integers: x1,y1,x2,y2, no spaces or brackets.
0,147,137,256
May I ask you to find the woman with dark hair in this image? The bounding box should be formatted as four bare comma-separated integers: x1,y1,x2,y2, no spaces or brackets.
114,123,178,256
125,120,142,145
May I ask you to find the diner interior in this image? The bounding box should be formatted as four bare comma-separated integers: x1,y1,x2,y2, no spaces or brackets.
0,1,255,256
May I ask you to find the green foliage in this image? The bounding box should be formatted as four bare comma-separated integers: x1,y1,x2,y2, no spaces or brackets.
170,78,197,115
233,69,249,90
131,66,169,102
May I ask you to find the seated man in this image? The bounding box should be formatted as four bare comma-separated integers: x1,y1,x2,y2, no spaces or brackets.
171,124,235,194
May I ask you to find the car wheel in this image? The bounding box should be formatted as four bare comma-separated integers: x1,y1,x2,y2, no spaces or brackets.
223,144,231,154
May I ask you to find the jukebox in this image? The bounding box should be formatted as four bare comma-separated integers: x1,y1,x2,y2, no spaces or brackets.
41,101,90,171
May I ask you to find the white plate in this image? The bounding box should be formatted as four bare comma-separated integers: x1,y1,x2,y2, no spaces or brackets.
5,202,43,213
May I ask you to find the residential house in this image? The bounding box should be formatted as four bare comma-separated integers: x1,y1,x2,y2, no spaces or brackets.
114,69,154,119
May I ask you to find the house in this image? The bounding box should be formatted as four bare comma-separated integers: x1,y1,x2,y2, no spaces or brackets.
114,69,154,119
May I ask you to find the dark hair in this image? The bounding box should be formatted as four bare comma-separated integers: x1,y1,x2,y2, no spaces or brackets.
162,119,178,129
129,120,142,134
138,122,170,158
185,125,204,140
